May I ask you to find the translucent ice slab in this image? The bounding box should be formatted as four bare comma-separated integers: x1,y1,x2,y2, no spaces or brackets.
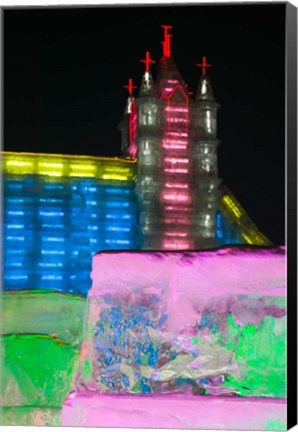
1,290,86,426
2,290,86,347
76,246,286,398
1,334,79,425
62,392,286,430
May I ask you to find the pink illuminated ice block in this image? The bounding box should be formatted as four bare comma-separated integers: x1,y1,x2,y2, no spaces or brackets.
62,246,286,429
62,392,286,429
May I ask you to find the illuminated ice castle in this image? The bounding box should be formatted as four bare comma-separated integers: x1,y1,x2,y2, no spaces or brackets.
3,26,271,296
120,26,222,250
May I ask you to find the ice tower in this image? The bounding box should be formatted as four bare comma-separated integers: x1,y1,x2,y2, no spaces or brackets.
119,26,222,250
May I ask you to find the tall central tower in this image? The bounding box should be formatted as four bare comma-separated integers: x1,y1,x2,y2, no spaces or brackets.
119,26,221,250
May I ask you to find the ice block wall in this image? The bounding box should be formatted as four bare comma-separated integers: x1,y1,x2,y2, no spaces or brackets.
3,152,271,296
77,246,286,398
3,152,138,296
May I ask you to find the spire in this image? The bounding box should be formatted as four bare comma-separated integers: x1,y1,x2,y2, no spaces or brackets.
139,72,155,97
195,56,215,101
123,95,134,115
196,74,215,101
139,51,156,97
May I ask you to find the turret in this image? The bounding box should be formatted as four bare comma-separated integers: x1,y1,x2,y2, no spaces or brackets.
193,57,222,249
119,78,138,159
134,52,162,249
118,95,134,157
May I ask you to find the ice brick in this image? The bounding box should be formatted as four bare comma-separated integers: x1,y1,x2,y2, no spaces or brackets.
76,246,286,397
3,172,138,296
2,290,86,348
1,334,79,409
61,392,286,430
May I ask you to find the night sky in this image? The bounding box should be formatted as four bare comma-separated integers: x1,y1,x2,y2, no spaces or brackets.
4,4,285,244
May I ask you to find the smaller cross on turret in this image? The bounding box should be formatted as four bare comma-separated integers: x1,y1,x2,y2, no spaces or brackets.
123,78,137,96
196,56,212,75
161,25,173,58
140,51,156,72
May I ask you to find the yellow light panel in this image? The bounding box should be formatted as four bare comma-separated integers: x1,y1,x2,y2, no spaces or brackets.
220,192,272,246
2,152,137,182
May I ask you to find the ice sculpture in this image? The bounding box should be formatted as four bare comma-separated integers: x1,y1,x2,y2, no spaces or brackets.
2,290,86,347
1,289,86,426
119,30,222,250
2,334,79,426
62,246,286,429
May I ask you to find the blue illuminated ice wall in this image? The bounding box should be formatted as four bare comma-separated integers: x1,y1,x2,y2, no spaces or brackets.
4,174,139,296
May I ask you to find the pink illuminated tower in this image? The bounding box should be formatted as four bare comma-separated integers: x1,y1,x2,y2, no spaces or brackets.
119,26,221,250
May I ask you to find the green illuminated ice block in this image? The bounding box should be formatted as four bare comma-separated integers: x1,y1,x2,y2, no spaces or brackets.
1,334,80,425
1,290,86,426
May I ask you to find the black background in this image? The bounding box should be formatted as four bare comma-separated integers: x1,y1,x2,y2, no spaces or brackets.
4,4,285,244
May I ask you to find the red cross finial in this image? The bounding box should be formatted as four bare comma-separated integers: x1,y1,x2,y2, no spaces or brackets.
123,78,137,96
196,56,212,75
140,51,156,72
161,24,173,58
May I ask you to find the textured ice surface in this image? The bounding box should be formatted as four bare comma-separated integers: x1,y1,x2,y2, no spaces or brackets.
2,334,79,407
2,290,86,347
62,392,286,430
1,290,86,426
3,173,138,295
77,246,286,397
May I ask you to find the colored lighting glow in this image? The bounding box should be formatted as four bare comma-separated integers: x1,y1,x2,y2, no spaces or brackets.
127,98,138,158
167,131,188,137
220,193,272,246
165,85,189,132
165,182,189,189
162,143,187,150
165,217,191,225
164,157,189,164
162,240,193,249
165,106,188,113
222,195,242,219
2,152,137,181
164,206,190,213
161,193,191,204
167,117,188,123
102,174,130,181
164,168,189,174
164,231,188,237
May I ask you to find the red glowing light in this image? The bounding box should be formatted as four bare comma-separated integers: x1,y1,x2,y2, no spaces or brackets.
161,25,173,58
165,232,188,238
123,78,137,96
196,56,212,75
162,239,194,250
165,182,189,189
164,157,189,164
165,84,189,136
127,98,138,158
140,51,155,72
